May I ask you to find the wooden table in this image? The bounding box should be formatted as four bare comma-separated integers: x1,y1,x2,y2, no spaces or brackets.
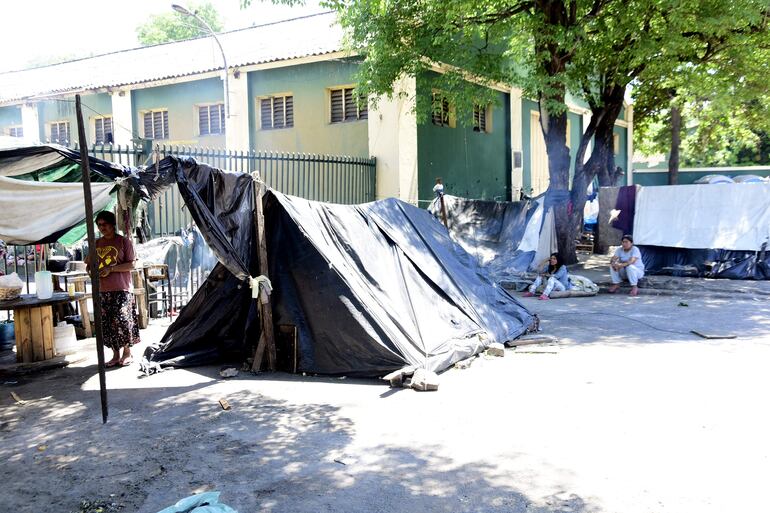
0,293,87,363
52,272,92,337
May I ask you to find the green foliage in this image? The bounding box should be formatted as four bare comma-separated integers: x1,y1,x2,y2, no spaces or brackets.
136,2,223,46
633,21,770,167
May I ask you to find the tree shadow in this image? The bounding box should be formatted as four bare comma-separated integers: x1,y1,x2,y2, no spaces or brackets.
0,383,599,513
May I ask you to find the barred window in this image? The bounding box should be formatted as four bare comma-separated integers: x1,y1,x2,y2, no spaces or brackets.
143,110,169,139
330,87,367,123
431,93,451,127
473,104,488,133
8,126,23,138
198,104,225,136
50,121,70,144
260,95,294,129
94,117,113,144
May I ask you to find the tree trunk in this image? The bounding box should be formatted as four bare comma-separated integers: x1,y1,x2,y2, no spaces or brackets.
668,104,681,185
539,105,575,264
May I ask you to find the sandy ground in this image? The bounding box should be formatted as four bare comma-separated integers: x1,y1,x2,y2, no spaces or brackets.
2,284,770,513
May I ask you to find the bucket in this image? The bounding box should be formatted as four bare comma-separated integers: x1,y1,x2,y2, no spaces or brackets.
54,323,78,354
35,271,54,299
0,322,14,350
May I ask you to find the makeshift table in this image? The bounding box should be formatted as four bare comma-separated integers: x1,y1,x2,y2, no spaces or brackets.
0,292,87,363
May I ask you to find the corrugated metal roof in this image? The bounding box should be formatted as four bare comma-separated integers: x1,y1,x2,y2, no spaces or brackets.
0,12,343,104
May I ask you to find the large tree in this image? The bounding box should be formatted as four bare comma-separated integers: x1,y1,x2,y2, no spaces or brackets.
136,2,223,46
634,31,770,182
252,0,768,260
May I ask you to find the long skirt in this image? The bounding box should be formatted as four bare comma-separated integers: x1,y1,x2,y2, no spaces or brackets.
100,291,140,351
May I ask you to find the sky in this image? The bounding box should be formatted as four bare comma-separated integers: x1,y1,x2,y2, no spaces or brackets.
0,0,326,73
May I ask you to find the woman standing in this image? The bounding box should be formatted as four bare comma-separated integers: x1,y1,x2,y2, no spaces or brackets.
523,253,572,300
88,211,140,367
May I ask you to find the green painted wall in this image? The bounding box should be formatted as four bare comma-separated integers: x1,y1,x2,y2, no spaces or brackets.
36,93,110,144
0,105,22,137
132,78,225,147
247,60,369,156
417,77,511,203
633,168,770,186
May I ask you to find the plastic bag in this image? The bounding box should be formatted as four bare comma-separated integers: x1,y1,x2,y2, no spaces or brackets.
0,272,23,288
156,492,238,513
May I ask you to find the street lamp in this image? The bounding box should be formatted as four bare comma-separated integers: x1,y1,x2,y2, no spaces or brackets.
172,3,230,120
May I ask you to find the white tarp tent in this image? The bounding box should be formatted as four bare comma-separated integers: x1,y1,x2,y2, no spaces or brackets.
633,183,770,251
0,176,114,245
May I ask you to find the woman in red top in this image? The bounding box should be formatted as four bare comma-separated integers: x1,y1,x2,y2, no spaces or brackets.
87,211,140,367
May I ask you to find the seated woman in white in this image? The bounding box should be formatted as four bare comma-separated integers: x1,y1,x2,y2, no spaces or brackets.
609,234,645,296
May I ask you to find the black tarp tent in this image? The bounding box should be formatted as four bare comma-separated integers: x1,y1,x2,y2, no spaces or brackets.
142,158,536,377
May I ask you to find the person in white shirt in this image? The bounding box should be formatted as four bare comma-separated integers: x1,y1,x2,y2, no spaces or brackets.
608,234,645,296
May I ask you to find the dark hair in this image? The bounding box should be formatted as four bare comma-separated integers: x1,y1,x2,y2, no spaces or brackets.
548,252,563,273
95,211,116,227
621,234,634,243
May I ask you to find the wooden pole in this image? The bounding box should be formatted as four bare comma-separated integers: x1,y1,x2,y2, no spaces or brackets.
75,95,109,424
439,194,448,228
250,177,276,372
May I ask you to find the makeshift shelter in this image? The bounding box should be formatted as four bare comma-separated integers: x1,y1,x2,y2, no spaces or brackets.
631,183,770,279
142,158,536,377
0,144,145,245
427,195,557,283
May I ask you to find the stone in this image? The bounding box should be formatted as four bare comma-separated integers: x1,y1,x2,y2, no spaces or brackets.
485,342,505,357
454,357,474,370
410,368,439,391
219,367,239,378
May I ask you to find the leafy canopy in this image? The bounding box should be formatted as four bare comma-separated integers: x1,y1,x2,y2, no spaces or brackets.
136,2,224,46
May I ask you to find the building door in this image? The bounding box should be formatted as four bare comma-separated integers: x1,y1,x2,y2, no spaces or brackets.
530,111,571,196
530,112,549,196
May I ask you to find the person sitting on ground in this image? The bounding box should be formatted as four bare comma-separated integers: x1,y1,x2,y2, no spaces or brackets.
608,234,645,296
523,253,572,300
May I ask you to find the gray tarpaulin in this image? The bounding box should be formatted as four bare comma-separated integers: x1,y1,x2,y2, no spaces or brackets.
428,195,556,282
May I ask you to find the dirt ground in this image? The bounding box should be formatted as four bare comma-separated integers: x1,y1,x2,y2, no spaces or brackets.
2,275,769,513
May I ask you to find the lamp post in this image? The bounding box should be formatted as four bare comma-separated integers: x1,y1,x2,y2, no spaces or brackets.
172,4,230,120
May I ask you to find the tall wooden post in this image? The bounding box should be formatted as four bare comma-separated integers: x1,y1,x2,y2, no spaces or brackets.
75,95,109,424
250,177,276,372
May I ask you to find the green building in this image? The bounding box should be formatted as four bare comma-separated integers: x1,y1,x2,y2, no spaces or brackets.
0,12,632,204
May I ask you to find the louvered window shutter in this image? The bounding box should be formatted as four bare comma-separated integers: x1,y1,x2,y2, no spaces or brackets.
199,107,210,136
285,96,294,127
330,89,344,123
273,97,285,128
261,99,272,128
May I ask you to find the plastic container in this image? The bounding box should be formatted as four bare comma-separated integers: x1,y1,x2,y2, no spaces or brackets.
0,322,14,350
54,323,78,354
35,271,54,300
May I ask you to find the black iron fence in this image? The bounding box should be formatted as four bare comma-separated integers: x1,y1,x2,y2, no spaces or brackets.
1,143,376,321
75,143,377,236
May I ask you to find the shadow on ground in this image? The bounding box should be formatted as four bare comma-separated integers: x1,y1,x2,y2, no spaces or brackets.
0,373,598,513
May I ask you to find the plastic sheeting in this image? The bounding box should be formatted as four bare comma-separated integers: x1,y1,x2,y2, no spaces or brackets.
640,245,769,280
634,183,770,251
428,195,556,282
0,176,114,245
143,158,536,376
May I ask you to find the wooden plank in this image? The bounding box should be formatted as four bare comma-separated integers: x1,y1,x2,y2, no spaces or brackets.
79,298,92,337
254,181,277,371
15,308,32,364
41,306,54,360
29,307,45,362
251,332,267,372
